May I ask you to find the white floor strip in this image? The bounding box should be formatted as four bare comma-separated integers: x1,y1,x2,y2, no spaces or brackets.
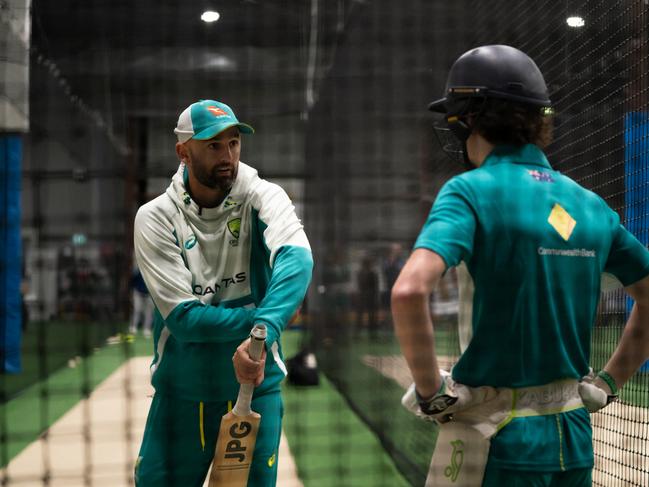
2,356,303,487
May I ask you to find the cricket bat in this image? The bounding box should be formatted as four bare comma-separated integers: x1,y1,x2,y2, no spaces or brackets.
208,324,267,487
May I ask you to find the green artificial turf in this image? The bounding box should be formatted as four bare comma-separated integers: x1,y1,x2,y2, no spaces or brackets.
2,321,129,400
281,329,412,487
3,325,414,486
3,319,647,485
1,331,152,467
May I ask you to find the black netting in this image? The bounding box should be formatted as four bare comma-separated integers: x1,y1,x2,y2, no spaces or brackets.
305,1,649,486
2,1,648,486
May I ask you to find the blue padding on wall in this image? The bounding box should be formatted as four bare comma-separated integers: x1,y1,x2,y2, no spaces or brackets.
0,135,22,373
624,112,649,372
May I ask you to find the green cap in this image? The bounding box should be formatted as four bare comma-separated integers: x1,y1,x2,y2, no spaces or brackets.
174,100,254,143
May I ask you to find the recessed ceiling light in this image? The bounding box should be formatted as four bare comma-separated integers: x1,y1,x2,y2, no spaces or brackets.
201,11,220,23
566,16,585,28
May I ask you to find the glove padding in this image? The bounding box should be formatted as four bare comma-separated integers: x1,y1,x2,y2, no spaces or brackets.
578,369,617,413
401,370,497,423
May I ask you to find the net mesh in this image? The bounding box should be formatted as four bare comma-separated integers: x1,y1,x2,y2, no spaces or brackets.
305,0,649,485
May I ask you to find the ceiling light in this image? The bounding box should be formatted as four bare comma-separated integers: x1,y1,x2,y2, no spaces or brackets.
201,11,220,23
566,16,585,28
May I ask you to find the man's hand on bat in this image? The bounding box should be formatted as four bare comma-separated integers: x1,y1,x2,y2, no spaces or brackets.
233,337,267,386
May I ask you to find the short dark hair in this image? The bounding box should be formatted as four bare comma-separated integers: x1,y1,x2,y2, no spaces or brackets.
471,98,554,148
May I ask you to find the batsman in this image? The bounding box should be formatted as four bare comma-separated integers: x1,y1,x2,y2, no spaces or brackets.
392,45,649,486
133,99,313,486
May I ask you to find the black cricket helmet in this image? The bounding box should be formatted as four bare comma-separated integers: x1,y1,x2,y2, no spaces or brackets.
429,45,551,167
429,44,551,115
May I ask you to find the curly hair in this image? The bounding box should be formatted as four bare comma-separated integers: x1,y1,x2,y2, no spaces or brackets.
470,98,554,148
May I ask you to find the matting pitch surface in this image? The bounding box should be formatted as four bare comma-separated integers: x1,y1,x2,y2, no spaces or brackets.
2,357,303,487
363,354,649,487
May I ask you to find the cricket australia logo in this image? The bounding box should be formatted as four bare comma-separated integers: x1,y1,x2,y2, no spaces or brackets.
227,218,241,246
227,218,241,238
444,439,464,482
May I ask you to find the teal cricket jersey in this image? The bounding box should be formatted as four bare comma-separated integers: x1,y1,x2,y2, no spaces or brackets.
415,144,649,471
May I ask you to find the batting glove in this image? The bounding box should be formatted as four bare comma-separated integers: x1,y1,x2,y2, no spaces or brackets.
578,368,618,413
401,372,455,423
401,370,497,423
415,382,458,420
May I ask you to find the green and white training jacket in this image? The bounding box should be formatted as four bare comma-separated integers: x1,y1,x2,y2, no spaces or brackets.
134,162,313,401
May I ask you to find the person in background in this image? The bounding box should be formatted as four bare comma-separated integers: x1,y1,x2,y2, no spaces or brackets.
356,256,379,336
382,243,404,308
129,267,154,337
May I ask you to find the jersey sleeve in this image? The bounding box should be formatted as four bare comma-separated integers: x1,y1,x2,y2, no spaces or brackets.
134,202,256,343
414,177,476,269
603,207,649,286
250,181,314,346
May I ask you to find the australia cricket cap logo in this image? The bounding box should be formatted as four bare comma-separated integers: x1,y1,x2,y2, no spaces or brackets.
207,105,228,117
227,218,241,239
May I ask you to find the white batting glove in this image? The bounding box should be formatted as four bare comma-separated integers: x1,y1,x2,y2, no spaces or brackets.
578,369,618,413
401,370,497,423
401,374,454,423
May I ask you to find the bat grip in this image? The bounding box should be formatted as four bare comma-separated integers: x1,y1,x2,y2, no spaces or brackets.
232,324,267,416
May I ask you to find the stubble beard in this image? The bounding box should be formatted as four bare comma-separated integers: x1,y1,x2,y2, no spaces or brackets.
193,158,237,193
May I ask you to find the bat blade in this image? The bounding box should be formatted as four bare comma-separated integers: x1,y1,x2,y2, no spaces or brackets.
209,409,261,486
208,324,267,486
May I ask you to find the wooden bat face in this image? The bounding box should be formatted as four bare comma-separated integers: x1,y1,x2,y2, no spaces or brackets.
208,410,261,486
209,325,266,487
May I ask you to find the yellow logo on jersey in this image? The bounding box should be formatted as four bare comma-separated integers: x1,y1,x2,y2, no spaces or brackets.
268,453,276,467
227,218,241,239
547,203,576,241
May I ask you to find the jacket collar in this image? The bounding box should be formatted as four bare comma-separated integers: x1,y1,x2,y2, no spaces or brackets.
167,162,254,222
481,144,552,169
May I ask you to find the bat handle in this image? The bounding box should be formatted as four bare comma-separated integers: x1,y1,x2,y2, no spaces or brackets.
232,324,267,416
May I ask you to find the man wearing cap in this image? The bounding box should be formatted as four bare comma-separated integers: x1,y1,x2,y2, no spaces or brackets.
133,99,313,486
392,45,649,486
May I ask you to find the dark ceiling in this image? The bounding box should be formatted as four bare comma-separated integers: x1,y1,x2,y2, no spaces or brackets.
33,0,310,51
29,0,352,137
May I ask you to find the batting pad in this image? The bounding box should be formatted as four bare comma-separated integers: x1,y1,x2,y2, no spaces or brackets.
426,421,490,486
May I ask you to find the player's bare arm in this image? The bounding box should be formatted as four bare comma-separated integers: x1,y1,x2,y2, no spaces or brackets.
391,248,446,398
604,274,649,388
